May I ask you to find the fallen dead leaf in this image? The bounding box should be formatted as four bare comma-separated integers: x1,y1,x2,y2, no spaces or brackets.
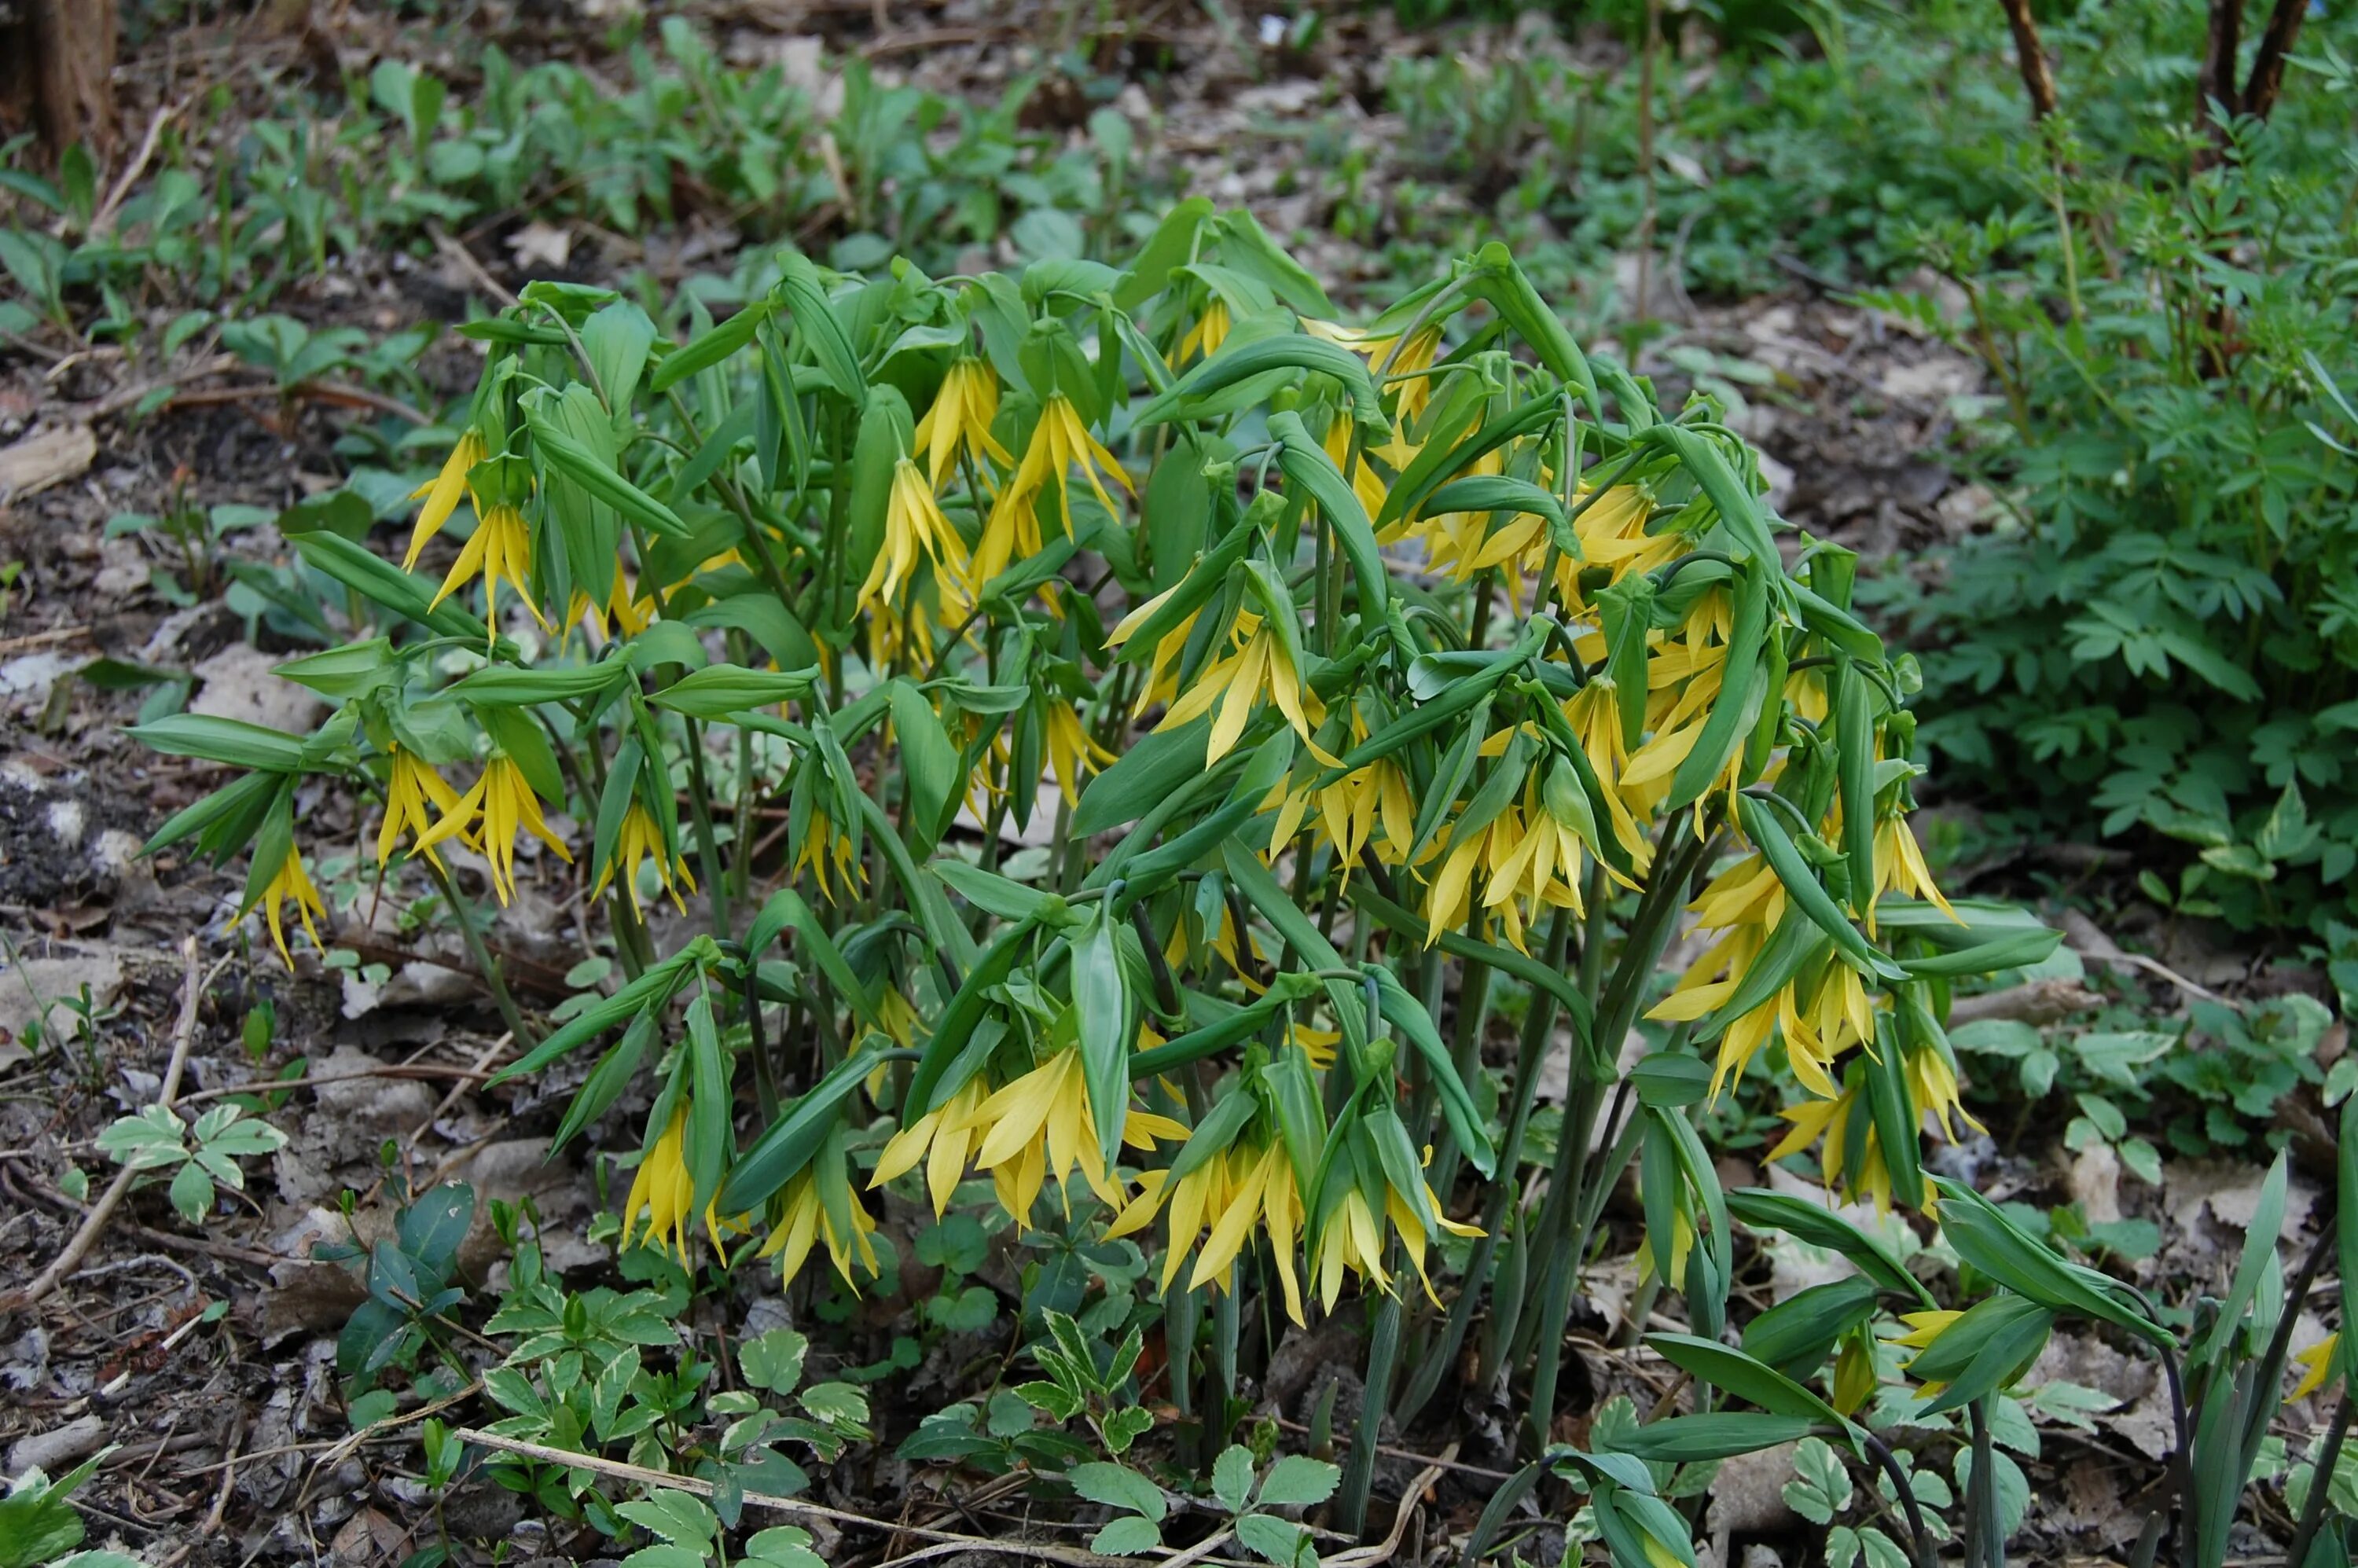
0,424,97,500
506,219,572,272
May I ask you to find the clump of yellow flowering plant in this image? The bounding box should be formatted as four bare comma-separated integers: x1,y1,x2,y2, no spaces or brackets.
132,212,2180,1550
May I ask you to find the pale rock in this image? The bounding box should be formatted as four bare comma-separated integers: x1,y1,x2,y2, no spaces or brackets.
2070,1141,2122,1225
0,652,74,712
1706,1442,1799,1534
0,953,124,1061
189,644,324,736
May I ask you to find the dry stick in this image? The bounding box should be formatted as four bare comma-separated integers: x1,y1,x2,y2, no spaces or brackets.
173,1063,498,1107
2,1170,292,1268
2,938,219,1314
1994,0,2059,118
91,101,180,237
461,1430,1236,1568
408,1034,515,1142
429,222,522,310
201,1410,244,1537
1324,1455,1452,1568
1270,1418,1516,1483
0,624,91,656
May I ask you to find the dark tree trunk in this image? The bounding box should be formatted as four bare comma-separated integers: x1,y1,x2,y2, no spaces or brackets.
0,0,118,160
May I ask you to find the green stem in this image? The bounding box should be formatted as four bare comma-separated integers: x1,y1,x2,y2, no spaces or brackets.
1402,905,1574,1420
1337,1243,1405,1537
427,857,537,1051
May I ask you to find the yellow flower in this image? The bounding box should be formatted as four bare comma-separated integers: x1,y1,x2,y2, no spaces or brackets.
1888,1309,1963,1400
1890,1309,1962,1353
1107,581,1203,716
592,802,696,916
402,429,487,571
1313,1188,1390,1313
1199,1143,1308,1324
1305,319,1443,424
620,1104,729,1265
376,747,464,868
758,1166,880,1290
1152,611,1328,766
1320,415,1390,527
413,755,574,907
1769,1084,1894,1212
1419,754,1593,953
2291,1332,2341,1401
872,1077,994,1217
1264,728,1415,883
428,502,545,641
970,1048,1187,1220
1635,1206,1694,1287
256,840,326,969
1873,814,1959,929
792,805,862,902
1177,299,1231,364
978,394,1133,583
1045,702,1117,806
861,457,972,615
570,571,656,641
1639,1532,1688,1568
914,358,1012,490
1908,1045,1983,1144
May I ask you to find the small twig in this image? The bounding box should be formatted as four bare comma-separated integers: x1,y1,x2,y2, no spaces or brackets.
1271,1418,1517,1482
1324,1451,1452,1568
2,1170,292,1268
2,939,216,1314
202,1411,244,1537
0,625,92,656
407,1034,514,1144
457,1429,1154,1568
319,1378,483,1468
428,223,521,310
173,1064,497,1107
2071,946,2226,1004
92,103,181,237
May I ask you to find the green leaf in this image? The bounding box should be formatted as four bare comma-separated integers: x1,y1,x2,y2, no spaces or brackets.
1212,1445,1258,1514
1735,793,1904,982
129,714,308,773
1742,1276,1880,1378
889,680,958,854
523,398,689,538
1091,1518,1165,1557
740,1327,809,1397
583,301,658,412
1073,906,1133,1173
1254,1456,1341,1509
721,1045,887,1211
1136,333,1382,432
1603,1411,1820,1463
1930,1177,2164,1345
776,250,866,401
1269,409,1390,625
1069,1463,1166,1523
1645,1332,1847,1427
1234,1515,1312,1568
649,663,817,719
